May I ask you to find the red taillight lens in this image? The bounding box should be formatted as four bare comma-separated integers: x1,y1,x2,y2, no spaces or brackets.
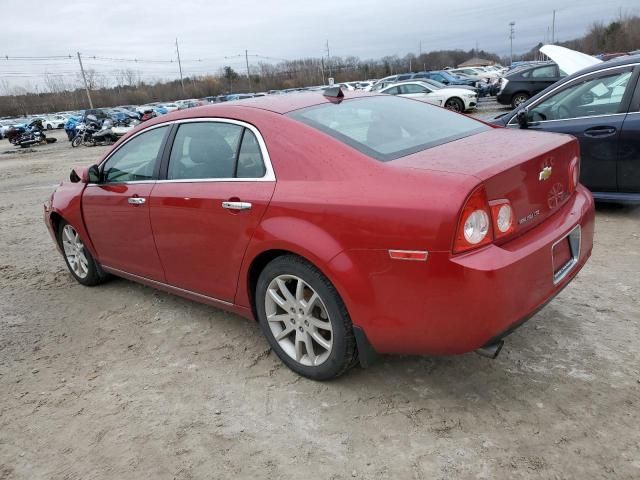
568,157,580,194
489,199,515,239
453,186,493,253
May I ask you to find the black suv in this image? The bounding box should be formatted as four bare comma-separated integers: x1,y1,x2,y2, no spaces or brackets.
497,63,563,108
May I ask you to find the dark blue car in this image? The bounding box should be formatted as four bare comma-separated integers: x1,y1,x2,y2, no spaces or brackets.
412,70,476,87
492,54,640,202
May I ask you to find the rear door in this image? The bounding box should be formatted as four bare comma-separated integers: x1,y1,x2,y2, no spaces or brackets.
526,64,560,96
149,120,275,302
508,65,636,192
618,67,640,193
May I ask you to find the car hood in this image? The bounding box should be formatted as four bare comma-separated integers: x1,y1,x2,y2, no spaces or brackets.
539,44,602,75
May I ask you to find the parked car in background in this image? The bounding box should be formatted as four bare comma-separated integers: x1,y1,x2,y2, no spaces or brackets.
44,91,594,379
380,81,477,112
159,103,180,112
45,115,67,129
449,67,500,83
496,62,564,108
368,74,415,91
413,70,476,88
492,54,640,202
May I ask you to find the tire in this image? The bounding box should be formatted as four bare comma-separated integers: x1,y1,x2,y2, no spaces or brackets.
57,220,108,286
255,255,357,380
511,92,530,109
444,97,464,112
71,135,82,148
46,124,52,130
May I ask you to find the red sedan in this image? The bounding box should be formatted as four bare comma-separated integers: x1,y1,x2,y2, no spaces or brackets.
44,91,594,380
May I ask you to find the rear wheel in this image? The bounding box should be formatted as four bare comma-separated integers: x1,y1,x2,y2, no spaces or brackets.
511,92,530,108
256,255,357,380
444,97,464,112
57,221,107,286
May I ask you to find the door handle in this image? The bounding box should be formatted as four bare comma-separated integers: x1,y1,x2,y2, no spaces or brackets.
222,201,252,211
584,126,617,138
128,197,146,205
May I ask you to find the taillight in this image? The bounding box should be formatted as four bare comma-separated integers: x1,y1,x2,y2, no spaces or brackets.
568,157,580,194
489,200,515,239
453,186,493,253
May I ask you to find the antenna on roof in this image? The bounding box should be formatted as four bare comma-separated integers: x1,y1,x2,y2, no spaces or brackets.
323,86,344,99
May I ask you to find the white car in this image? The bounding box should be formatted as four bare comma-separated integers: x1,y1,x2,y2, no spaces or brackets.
159,103,180,112
449,67,500,83
380,81,477,112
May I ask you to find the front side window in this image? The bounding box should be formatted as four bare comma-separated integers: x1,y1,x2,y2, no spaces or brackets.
102,126,168,183
527,70,632,122
289,96,489,161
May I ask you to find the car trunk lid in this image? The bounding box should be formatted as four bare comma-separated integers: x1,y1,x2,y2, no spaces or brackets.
390,128,578,236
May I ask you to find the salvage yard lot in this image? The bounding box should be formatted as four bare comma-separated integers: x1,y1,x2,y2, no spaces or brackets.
1,115,639,478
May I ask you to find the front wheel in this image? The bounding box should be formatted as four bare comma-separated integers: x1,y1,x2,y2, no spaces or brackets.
46,124,52,130
444,97,464,112
57,221,107,286
511,92,530,108
256,255,357,380
71,135,82,147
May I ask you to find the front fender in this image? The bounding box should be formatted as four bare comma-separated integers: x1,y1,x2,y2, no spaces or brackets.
45,182,98,259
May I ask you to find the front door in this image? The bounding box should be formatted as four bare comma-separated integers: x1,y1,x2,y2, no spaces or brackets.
509,67,636,192
82,125,170,280
150,120,275,302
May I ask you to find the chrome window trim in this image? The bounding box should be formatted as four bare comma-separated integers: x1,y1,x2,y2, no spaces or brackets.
507,112,627,127
507,63,640,126
89,117,276,186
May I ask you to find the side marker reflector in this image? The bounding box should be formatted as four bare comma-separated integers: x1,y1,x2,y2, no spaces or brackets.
388,250,428,261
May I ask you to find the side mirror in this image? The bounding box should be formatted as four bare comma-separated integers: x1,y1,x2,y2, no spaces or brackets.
516,108,529,129
69,164,100,183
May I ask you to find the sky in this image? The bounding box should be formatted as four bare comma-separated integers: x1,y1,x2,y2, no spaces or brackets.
1,0,638,92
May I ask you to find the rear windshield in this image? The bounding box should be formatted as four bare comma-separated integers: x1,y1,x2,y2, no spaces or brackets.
288,96,489,161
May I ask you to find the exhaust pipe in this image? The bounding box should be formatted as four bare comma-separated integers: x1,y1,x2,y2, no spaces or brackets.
476,340,504,359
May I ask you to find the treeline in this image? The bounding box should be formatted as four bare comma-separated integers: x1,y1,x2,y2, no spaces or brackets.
1,14,638,117
514,14,640,62
0,47,501,116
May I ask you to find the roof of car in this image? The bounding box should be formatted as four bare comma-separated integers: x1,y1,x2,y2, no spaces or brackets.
166,90,380,115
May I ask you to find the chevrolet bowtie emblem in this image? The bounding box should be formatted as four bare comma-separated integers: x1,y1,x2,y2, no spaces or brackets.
539,166,552,181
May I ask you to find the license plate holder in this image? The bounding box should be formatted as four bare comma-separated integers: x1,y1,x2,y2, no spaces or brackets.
552,226,581,284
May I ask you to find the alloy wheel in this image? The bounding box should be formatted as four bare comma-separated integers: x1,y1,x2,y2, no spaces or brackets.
264,274,333,366
61,224,89,279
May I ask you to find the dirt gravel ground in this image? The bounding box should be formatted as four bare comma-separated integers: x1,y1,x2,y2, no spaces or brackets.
0,116,639,479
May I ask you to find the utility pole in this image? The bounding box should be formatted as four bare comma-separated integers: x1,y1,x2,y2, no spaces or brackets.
551,10,556,44
320,57,326,85
419,41,422,56
509,21,516,66
76,52,93,109
325,40,332,77
245,49,252,91
175,38,185,95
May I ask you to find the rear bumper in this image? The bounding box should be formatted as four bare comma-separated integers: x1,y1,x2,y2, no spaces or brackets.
330,185,595,355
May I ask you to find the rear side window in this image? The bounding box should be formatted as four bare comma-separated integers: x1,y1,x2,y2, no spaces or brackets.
167,122,267,180
288,96,489,161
